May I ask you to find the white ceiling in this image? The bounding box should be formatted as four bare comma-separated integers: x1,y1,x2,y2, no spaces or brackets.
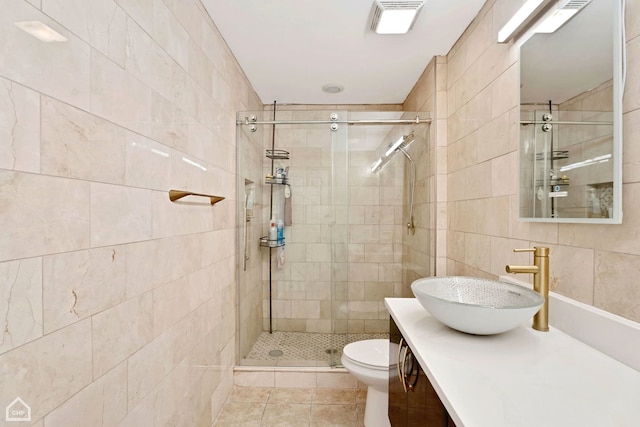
202,0,487,105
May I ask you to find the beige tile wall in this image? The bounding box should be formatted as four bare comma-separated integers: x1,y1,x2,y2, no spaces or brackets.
0,0,261,425
405,0,640,323
403,58,443,287
6,0,639,424
557,81,615,218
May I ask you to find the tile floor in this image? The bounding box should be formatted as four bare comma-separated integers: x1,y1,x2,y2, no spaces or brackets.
242,332,388,367
213,386,367,426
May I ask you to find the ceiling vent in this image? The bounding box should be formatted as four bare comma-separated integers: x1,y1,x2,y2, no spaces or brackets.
369,1,425,34
562,0,592,11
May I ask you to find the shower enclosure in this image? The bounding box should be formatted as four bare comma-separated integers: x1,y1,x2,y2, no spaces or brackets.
236,108,431,367
520,105,614,219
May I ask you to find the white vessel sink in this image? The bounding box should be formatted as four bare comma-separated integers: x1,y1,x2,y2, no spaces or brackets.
411,276,544,335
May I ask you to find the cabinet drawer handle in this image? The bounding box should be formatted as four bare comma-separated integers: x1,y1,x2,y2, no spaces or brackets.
397,338,406,392
401,345,410,393
405,349,419,392
398,340,420,393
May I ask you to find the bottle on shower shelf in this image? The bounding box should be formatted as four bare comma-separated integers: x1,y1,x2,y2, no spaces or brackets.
277,219,284,244
268,218,277,243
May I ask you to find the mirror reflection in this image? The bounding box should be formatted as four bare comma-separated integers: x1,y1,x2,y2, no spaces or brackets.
518,0,621,222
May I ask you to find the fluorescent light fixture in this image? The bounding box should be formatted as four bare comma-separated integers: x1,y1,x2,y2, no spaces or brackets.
497,0,544,43
559,153,611,172
14,21,67,43
534,0,592,34
370,1,424,35
376,10,418,34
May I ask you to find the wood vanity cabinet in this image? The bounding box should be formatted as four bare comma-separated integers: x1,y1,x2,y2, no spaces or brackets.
389,318,456,427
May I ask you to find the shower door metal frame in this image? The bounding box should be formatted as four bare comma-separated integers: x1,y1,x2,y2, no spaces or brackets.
236,111,431,366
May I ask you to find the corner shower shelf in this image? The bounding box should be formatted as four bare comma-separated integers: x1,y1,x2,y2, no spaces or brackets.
536,178,570,186
260,236,285,248
265,176,288,185
263,131,290,335
536,150,569,161
266,149,290,160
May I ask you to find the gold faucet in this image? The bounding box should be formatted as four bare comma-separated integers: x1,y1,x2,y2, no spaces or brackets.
505,247,549,332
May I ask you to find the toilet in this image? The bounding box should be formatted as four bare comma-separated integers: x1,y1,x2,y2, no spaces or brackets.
341,339,393,427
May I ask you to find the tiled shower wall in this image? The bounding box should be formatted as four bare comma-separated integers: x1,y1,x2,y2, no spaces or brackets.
344,118,405,334
403,57,444,286
405,0,640,323
258,106,407,335
557,81,615,217
519,81,615,219
0,0,261,425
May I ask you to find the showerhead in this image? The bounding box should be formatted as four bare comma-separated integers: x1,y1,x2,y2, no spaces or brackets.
371,132,416,173
384,133,415,156
371,157,385,172
370,131,418,233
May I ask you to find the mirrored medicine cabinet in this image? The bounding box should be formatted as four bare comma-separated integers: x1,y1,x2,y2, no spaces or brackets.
518,0,623,223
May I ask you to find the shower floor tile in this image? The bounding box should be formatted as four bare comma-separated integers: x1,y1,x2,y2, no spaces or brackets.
242,332,388,366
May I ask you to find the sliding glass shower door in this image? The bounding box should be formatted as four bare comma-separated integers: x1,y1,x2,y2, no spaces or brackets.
236,109,350,366
236,109,431,367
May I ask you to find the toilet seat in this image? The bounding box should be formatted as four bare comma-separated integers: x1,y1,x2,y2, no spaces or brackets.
343,339,394,371
342,339,393,427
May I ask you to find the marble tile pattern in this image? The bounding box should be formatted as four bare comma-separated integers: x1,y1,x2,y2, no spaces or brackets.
0,0,261,425
2,0,640,426
242,331,387,367
213,386,366,427
404,0,640,323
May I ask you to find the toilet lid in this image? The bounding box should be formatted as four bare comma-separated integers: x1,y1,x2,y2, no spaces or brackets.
343,339,390,368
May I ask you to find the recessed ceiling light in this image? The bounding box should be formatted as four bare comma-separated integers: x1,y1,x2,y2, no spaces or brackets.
369,0,425,35
322,84,344,94
14,21,67,43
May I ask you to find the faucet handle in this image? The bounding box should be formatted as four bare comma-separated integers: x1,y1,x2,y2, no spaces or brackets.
513,247,550,256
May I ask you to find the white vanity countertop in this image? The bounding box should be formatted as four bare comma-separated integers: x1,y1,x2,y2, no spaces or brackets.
385,298,640,427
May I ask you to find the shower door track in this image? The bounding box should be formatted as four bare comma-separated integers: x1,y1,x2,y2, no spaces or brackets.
520,120,613,125
237,116,432,126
